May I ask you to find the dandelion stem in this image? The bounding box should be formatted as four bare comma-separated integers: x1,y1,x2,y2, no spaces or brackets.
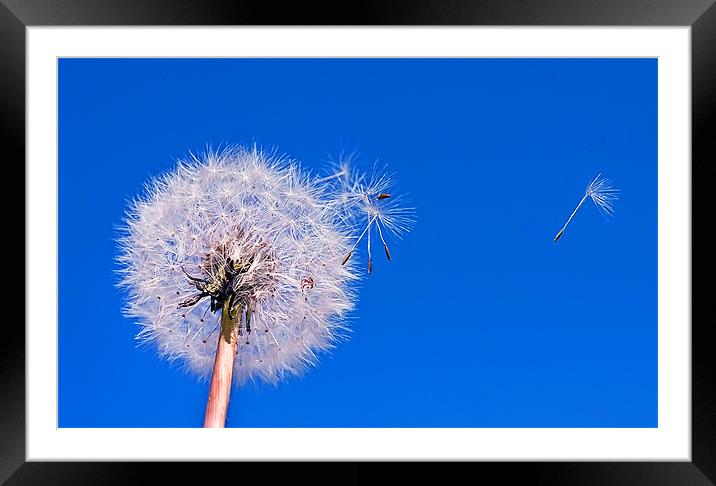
554,193,589,242
204,299,240,428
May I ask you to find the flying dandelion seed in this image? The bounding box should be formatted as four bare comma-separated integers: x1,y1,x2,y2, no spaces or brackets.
553,173,619,242
116,145,411,427
321,155,415,274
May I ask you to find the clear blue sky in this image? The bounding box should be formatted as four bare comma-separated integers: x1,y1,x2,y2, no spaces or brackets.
58,58,657,427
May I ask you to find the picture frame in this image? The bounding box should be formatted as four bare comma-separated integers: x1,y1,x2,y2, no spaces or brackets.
4,0,711,483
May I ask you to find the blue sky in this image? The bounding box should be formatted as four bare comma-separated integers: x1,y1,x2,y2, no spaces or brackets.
58,58,657,427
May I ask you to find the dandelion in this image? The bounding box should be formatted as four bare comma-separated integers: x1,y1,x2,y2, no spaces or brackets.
321,155,415,274
116,145,411,427
553,173,619,242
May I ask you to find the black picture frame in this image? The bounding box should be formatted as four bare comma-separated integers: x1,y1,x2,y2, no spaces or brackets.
3,0,712,484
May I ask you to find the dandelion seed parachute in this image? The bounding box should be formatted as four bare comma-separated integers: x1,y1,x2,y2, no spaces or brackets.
322,156,415,271
117,146,360,385
586,173,619,217
553,173,619,242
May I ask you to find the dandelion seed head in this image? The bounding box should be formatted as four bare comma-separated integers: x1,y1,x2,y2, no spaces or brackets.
117,146,360,385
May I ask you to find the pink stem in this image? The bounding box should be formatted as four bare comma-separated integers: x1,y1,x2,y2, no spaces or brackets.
203,303,239,428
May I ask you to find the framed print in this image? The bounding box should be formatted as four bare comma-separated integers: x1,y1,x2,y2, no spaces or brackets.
4,0,713,483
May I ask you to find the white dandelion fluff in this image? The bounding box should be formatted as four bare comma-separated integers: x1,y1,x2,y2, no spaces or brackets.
117,146,362,387
118,145,413,426
585,173,619,217
319,155,415,273
553,173,619,242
